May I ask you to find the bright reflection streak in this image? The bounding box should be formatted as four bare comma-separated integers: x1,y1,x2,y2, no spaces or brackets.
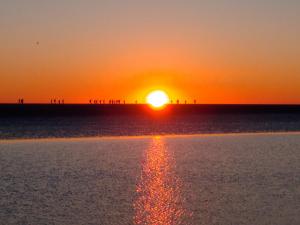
134,137,188,225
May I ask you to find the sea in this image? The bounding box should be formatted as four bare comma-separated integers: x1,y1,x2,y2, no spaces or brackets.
0,104,300,225
0,104,300,139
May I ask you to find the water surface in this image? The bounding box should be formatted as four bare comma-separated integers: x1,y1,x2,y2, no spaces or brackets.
0,133,299,224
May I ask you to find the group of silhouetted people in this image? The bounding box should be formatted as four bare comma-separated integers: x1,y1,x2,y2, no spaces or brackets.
88,99,197,105
50,99,64,104
109,100,124,104
173,99,196,104
17,99,24,104
89,99,126,104
15,98,198,105
89,99,106,104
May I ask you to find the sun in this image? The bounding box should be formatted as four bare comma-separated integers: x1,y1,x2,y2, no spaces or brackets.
146,90,170,109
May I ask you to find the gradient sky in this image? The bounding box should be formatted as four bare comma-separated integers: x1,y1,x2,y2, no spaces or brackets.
1,0,300,103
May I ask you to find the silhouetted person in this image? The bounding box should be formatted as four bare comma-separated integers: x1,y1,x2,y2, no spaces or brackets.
194,100,196,104
176,99,179,104
185,100,187,104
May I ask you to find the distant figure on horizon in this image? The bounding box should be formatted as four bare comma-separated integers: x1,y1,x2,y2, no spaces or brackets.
194,99,196,104
176,99,179,104
185,100,187,104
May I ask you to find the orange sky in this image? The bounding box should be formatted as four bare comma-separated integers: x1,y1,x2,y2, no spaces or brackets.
1,1,300,104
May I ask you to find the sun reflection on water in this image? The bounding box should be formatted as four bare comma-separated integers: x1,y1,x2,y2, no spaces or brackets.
134,137,188,225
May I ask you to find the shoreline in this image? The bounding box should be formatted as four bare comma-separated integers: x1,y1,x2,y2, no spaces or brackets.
1,131,300,143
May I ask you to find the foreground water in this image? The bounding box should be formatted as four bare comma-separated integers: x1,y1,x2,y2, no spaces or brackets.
0,133,299,224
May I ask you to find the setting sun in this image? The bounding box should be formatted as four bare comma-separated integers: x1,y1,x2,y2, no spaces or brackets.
146,90,170,108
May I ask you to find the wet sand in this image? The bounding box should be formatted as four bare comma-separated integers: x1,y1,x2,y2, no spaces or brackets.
0,133,299,224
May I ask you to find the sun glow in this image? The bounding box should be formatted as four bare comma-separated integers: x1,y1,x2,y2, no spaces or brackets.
134,138,188,224
146,90,170,108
